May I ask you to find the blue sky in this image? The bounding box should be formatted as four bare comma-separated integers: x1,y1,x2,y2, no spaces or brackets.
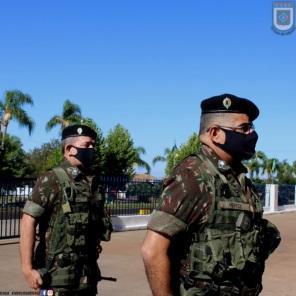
0,0,295,177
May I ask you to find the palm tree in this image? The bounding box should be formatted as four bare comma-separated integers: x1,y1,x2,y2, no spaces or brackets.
246,157,261,180
261,157,279,184
277,160,295,184
152,147,173,166
46,100,82,131
0,90,35,150
245,151,266,180
134,146,151,174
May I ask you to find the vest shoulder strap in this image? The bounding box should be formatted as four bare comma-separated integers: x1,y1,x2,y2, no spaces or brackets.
43,167,75,268
192,153,231,225
52,167,75,204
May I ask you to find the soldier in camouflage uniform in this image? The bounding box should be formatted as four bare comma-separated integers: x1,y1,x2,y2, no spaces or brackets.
142,94,281,296
20,124,112,296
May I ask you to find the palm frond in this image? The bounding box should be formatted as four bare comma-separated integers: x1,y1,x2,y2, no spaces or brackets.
13,109,35,135
46,116,64,131
164,148,171,155
0,101,5,110
5,90,33,107
255,151,267,161
135,146,146,155
152,156,166,165
63,100,82,119
67,114,83,125
136,159,151,174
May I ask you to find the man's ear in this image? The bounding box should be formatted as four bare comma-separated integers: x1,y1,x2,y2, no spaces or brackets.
67,145,77,156
208,126,225,144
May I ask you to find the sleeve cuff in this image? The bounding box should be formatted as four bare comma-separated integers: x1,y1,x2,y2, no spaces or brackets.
148,210,187,237
22,200,45,217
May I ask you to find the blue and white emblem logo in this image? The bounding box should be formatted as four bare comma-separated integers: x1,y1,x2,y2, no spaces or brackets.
39,290,47,296
272,1,295,34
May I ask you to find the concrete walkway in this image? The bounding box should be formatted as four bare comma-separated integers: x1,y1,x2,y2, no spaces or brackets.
0,212,295,295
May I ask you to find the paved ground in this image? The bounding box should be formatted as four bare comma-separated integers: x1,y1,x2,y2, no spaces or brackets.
0,212,295,295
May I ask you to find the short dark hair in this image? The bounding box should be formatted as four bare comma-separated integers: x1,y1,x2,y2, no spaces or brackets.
61,137,78,154
199,113,236,135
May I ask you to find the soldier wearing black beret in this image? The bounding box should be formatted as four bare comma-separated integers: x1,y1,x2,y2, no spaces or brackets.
20,123,112,295
201,93,259,121
142,93,280,296
62,124,97,141
60,124,97,167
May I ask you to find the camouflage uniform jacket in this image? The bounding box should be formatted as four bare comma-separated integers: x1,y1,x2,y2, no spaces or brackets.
147,144,247,236
23,160,111,292
148,144,280,295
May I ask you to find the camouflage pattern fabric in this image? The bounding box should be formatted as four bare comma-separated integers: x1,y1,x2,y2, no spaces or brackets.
23,160,112,293
23,161,84,217
148,145,226,235
23,170,60,217
148,144,254,235
148,144,280,296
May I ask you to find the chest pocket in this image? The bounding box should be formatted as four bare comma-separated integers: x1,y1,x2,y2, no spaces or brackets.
188,169,262,280
66,212,89,248
214,174,259,263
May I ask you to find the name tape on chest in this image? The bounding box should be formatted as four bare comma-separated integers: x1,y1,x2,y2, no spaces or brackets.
218,201,254,212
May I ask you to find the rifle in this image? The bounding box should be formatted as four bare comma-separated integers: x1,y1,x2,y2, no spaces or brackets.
100,276,117,282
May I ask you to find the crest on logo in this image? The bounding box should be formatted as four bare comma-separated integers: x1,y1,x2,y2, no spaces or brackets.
223,97,232,109
272,1,295,34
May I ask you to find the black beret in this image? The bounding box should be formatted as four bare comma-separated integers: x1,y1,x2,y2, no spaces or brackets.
201,93,259,121
62,124,97,140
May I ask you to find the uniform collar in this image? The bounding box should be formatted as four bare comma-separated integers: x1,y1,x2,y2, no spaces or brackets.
200,144,247,175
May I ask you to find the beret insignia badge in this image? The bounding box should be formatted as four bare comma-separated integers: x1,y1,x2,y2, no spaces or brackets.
223,97,232,109
77,127,83,135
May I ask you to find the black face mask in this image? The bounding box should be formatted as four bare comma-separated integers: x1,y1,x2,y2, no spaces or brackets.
216,129,258,161
73,147,94,168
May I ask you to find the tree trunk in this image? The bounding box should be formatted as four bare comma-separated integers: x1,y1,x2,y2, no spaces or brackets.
0,115,10,150
1,123,7,150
